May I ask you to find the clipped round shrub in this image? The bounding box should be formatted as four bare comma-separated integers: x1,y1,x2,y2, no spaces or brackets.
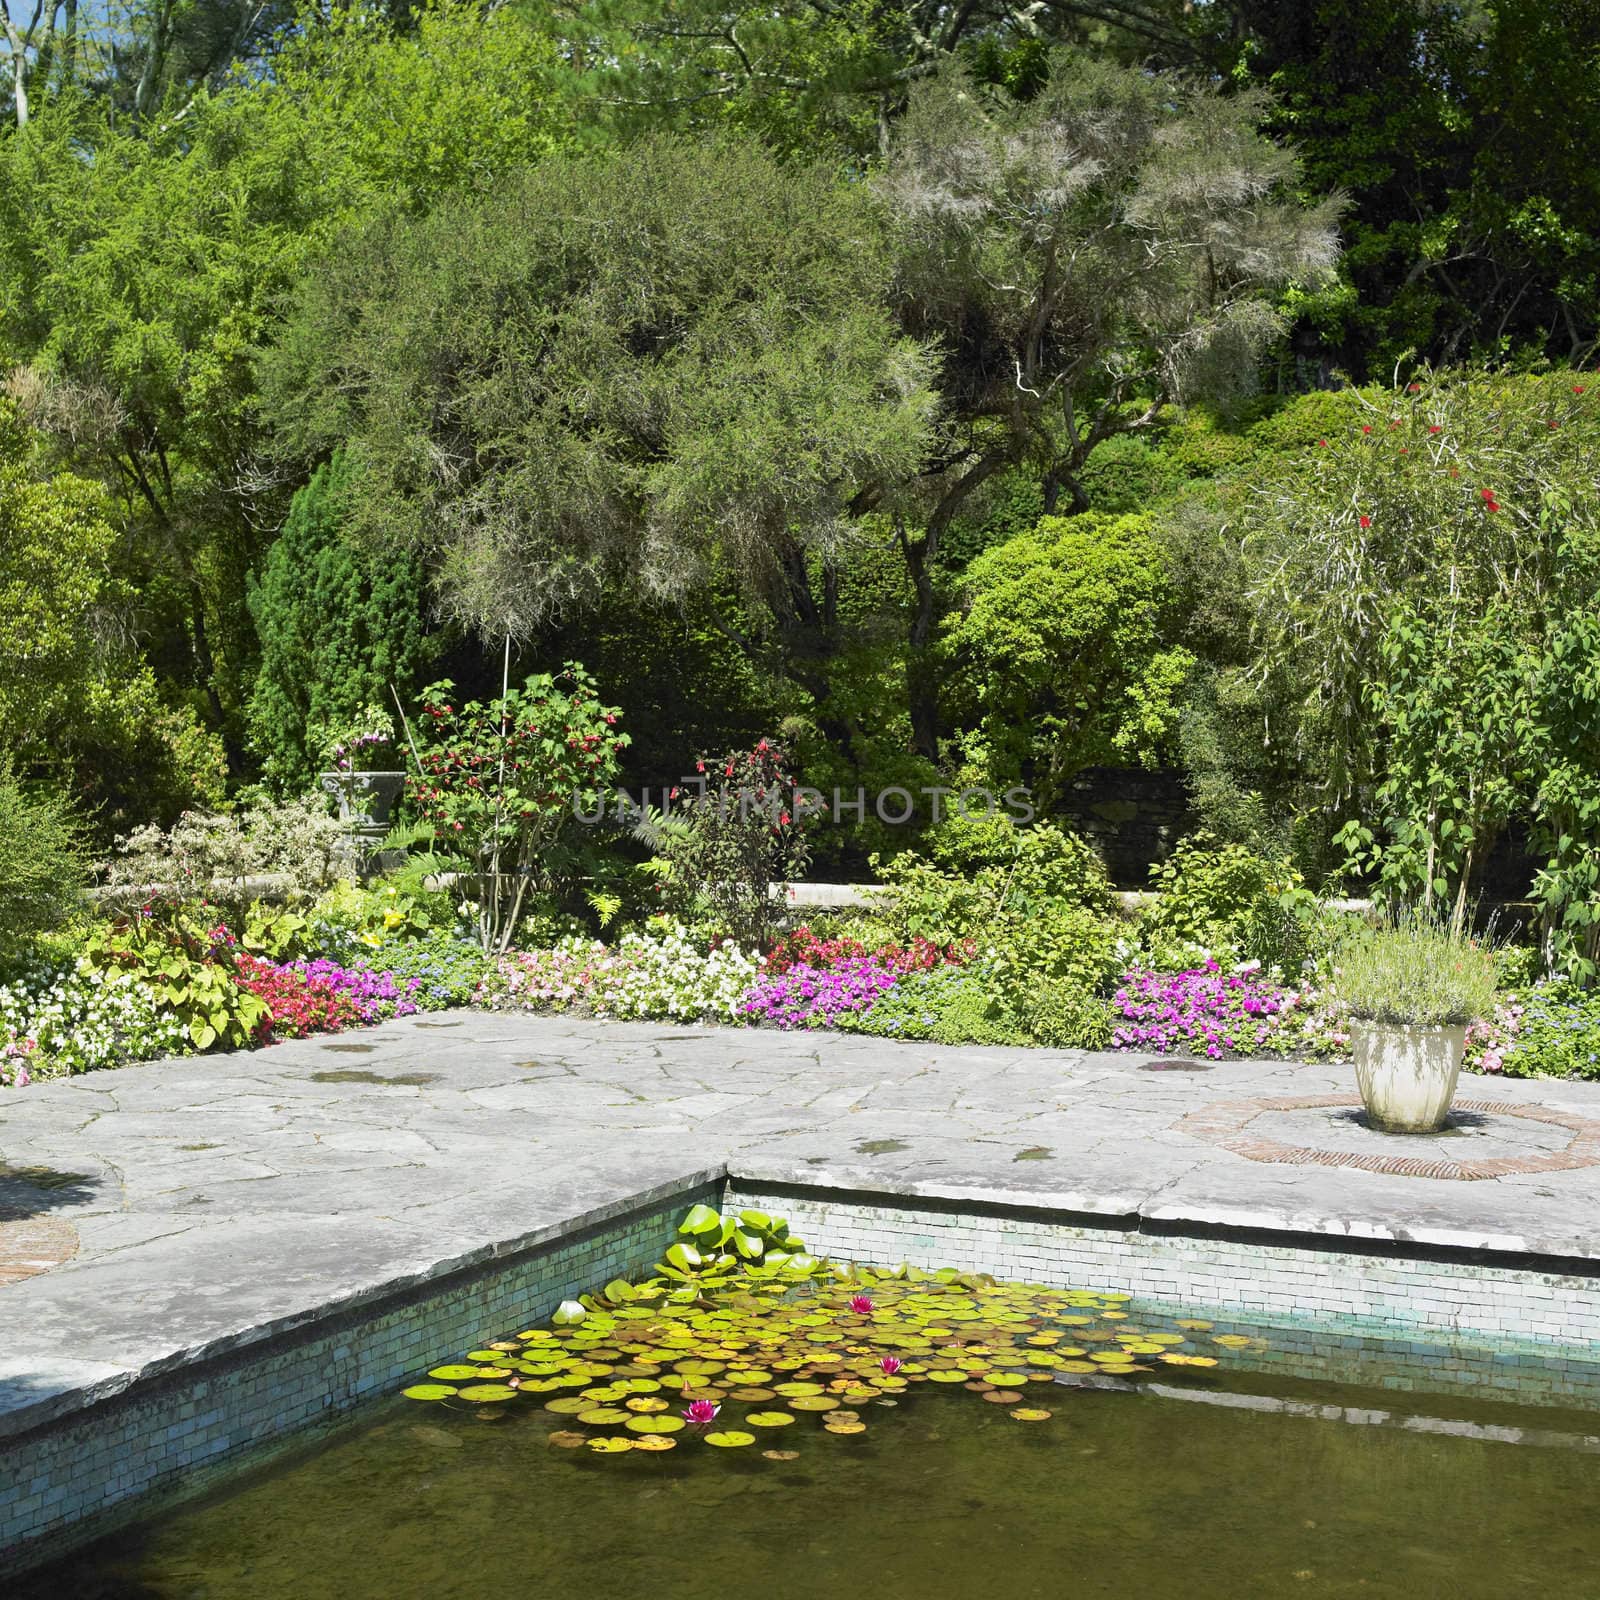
1077,433,1185,513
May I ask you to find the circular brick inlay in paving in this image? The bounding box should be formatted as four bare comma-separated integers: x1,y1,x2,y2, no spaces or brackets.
0,1211,79,1285
1174,1094,1600,1181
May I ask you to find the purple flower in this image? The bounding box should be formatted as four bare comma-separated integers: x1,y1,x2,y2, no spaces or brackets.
738,957,901,1029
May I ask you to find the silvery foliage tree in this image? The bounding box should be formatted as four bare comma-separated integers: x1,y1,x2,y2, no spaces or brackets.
263,137,939,677
876,57,1343,751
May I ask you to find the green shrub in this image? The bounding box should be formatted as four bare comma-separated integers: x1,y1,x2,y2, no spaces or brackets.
246,453,432,790
877,822,1115,946
941,513,1195,803
0,770,89,940
103,798,349,903
1077,433,1185,512
1142,832,1317,970
307,877,458,958
983,900,1123,1041
841,965,1026,1047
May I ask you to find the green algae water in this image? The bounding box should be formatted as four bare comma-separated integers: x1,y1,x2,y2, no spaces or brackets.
19,1210,1600,1599
24,1363,1600,1600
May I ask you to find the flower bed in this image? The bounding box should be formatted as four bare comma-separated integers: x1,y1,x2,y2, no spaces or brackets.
740,955,902,1029
487,924,764,1023
235,954,363,1039
1466,983,1600,1079
1111,961,1308,1059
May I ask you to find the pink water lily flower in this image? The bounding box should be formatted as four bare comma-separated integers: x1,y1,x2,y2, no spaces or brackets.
879,1356,902,1375
850,1295,875,1314
683,1399,720,1425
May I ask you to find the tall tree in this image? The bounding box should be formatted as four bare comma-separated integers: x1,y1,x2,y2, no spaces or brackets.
0,0,567,768
876,57,1342,752
260,137,938,711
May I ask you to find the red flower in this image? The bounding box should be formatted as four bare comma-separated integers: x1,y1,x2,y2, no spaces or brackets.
1428,425,1442,434
1406,382,1421,392
1361,425,1373,434
1316,438,1328,447
1574,384,1587,394
1358,515,1372,529
850,1295,875,1315
779,811,792,825
880,1356,903,1375
1389,419,1401,429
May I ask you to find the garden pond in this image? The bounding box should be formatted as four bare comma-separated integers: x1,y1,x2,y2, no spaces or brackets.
20,1207,1600,1599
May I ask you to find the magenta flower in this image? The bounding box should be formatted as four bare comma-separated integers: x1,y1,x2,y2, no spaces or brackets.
850,1295,875,1315
682,1399,720,1425
879,1356,902,1375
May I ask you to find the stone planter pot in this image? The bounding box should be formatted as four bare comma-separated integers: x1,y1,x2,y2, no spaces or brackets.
320,770,406,831
1351,1020,1467,1134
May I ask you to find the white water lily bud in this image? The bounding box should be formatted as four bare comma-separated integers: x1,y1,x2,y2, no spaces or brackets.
552,1299,587,1326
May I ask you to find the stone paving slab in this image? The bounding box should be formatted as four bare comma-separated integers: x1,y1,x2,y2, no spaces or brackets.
5,1011,1600,1436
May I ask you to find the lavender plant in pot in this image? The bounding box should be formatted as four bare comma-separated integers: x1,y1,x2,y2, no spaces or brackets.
1337,917,1499,1133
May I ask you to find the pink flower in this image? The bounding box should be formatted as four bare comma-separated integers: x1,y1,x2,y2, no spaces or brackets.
850,1295,875,1315
879,1356,903,1375
683,1399,720,1425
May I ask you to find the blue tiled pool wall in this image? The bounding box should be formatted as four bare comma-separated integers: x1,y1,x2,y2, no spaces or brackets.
725,1182,1600,1410
0,1182,720,1579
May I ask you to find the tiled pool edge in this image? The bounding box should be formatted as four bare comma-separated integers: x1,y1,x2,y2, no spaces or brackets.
727,1178,1600,1408
0,1177,722,1579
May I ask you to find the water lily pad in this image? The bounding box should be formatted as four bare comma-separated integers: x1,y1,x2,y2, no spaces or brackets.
773,1381,824,1397
1177,1319,1214,1331
456,1384,520,1402
402,1384,457,1401
788,1395,840,1412
427,1365,484,1382
632,1434,677,1452
762,1448,800,1461
626,1397,670,1413
588,1436,634,1453
1212,1335,1250,1348
745,1411,796,1427
729,1387,777,1402
577,1407,631,1425
725,1369,771,1385
982,1390,1024,1403
928,1370,968,1384
823,1420,866,1435
625,1415,685,1434
703,1430,756,1448
1009,1408,1052,1421
679,1203,723,1237
982,1372,1030,1387
544,1396,591,1414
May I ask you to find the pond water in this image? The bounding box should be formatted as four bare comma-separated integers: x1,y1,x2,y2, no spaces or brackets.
20,1254,1600,1599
